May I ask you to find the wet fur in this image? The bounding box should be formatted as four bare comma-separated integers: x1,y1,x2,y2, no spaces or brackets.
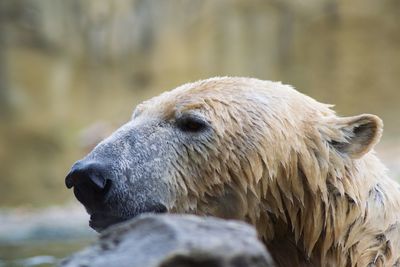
137,77,400,266
77,77,400,266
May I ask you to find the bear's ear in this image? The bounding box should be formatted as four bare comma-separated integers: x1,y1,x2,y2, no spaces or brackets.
330,114,383,159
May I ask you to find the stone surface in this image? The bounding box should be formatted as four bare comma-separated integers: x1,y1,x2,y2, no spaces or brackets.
59,214,274,267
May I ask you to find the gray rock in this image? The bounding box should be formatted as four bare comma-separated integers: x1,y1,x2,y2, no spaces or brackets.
59,214,274,267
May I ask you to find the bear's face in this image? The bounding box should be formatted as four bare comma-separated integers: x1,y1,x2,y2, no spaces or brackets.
65,79,236,231
65,77,382,232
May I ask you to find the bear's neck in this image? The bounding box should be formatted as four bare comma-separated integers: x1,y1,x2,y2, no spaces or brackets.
255,152,400,266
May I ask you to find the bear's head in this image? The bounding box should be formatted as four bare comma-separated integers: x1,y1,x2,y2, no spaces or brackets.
65,77,383,239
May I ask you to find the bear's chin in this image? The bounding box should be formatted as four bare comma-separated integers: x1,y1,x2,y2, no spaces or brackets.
89,213,128,232
88,203,169,232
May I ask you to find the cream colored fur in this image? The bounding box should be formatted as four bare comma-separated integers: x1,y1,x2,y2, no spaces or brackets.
137,77,400,266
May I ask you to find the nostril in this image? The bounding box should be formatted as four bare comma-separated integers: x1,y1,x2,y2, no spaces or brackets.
86,172,107,190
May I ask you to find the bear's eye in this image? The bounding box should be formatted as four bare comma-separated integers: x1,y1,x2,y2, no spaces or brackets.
176,115,208,133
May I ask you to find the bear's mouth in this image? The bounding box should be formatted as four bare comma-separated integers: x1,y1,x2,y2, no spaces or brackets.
89,213,128,232
89,203,168,232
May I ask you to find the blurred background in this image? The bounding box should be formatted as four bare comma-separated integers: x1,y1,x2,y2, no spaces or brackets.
0,0,399,265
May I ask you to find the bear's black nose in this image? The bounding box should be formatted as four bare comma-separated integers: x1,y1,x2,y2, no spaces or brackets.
65,160,111,209
65,161,109,189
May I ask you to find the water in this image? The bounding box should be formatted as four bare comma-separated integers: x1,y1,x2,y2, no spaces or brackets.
0,239,93,267
0,205,95,266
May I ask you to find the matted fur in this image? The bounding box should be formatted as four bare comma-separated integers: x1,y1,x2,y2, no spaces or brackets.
135,77,400,266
